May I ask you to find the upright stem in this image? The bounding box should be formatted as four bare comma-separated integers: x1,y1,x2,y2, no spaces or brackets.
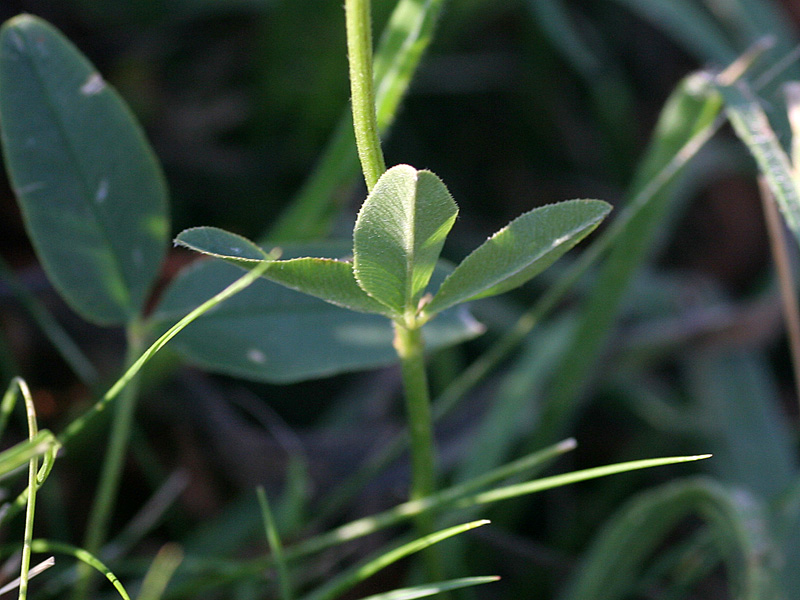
345,0,386,190
73,322,146,600
393,324,437,501
393,323,443,580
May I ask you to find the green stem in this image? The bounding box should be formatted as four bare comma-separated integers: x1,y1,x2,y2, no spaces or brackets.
345,0,386,190
393,324,436,502
393,323,443,580
19,377,38,600
73,323,146,600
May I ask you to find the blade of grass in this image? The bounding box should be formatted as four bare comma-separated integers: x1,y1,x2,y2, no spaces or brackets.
159,453,708,599
536,72,723,446
30,539,132,600
136,544,183,600
257,487,293,600
357,576,500,600
0,259,273,533
18,377,39,600
0,431,56,481
301,520,490,600
59,258,273,446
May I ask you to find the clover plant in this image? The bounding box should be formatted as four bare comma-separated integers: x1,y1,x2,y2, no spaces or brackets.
176,0,611,511
0,4,721,599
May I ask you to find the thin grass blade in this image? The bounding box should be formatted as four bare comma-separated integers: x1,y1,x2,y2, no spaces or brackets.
302,521,490,600
136,544,184,600
257,487,292,600
29,539,132,600
356,576,500,600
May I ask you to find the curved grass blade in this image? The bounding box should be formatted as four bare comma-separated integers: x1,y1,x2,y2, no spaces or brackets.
559,477,780,600
29,539,132,600
0,15,169,325
426,200,610,315
0,431,57,481
161,453,708,599
353,165,458,316
281,454,710,564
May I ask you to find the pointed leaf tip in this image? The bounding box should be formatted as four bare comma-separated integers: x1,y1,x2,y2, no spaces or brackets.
175,227,270,262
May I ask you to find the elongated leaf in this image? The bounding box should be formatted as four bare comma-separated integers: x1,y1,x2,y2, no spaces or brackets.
176,227,392,315
305,521,490,600
358,577,500,600
716,80,800,245
560,477,780,600
426,200,610,314
0,15,169,325
353,165,458,315
152,260,482,383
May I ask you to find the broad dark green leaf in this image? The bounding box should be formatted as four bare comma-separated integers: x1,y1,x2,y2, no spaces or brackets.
353,165,458,315
426,200,610,315
0,15,169,325
151,260,483,383
176,227,391,315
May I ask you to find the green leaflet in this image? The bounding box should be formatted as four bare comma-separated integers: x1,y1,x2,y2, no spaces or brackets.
0,15,169,325
175,227,391,316
353,165,458,316
425,199,611,315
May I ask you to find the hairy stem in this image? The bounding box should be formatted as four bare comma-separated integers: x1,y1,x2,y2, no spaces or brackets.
393,323,444,579
345,0,386,190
